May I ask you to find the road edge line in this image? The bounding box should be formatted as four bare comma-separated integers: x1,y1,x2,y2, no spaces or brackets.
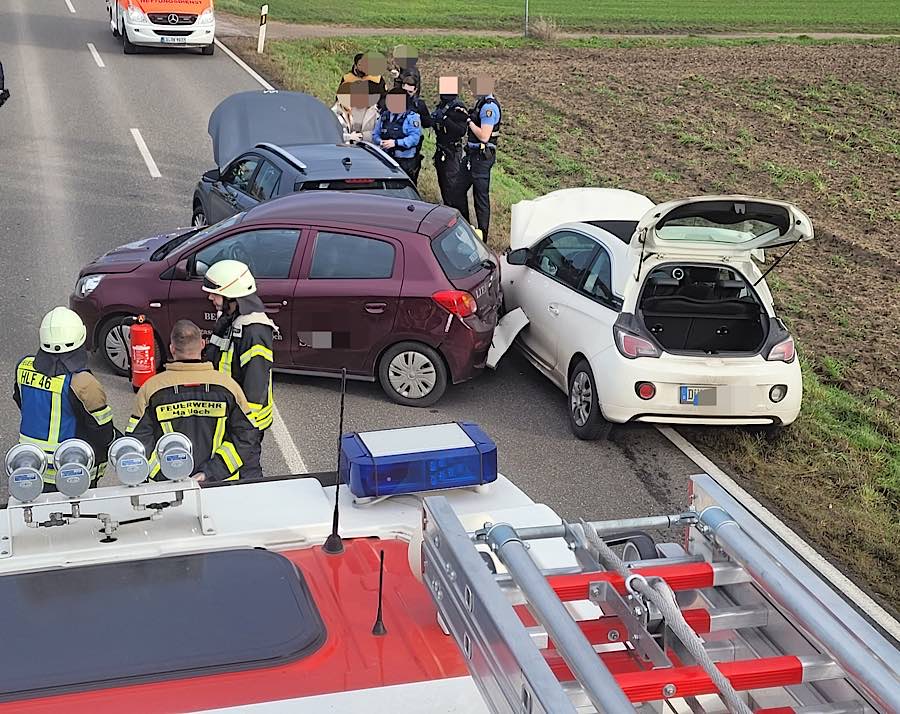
214,38,275,90
656,424,900,640
270,404,309,474
87,42,105,69
64,0,76,13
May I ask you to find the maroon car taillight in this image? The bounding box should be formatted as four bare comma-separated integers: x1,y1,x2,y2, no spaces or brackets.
635,382,656,400
433,290,477,317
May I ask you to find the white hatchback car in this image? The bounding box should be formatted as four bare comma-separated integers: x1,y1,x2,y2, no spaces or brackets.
497,188,813,440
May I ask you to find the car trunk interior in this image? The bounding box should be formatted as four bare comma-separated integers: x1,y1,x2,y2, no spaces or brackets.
639,264,768,354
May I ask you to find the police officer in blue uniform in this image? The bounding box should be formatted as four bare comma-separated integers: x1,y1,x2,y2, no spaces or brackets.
373,87,423,181
431,75,470,214
462,76,502,241
13,307,117,491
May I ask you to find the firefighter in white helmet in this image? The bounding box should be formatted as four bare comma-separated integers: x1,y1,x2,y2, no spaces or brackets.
13,307,117,491
201,261,277,451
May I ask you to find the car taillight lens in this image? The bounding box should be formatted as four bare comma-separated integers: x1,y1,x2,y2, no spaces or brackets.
615,328,661,359
766,336,795,363
433,290,477,317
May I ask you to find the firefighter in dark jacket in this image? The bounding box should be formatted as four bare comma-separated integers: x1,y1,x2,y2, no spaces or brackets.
128,320,261,482
399,71,432,185
431,75,470,215
13,307,116,491
200,260,277,443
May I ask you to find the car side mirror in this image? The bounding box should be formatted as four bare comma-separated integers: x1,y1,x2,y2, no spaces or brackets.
204,168,220,182
506,248,529,266
173,258,190,280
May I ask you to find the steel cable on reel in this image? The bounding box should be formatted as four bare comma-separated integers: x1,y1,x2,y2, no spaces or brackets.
573,521,754,714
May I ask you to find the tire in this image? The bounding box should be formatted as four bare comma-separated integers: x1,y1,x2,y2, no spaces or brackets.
123,28,137,54
192,203,207,227
567,359,612,441
378,342,448,407
201,42,215,56
98,317,163,377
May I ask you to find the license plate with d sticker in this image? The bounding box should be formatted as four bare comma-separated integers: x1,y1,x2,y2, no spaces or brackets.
680,385,716,406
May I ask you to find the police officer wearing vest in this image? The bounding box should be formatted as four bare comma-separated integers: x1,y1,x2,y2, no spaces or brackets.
128,320,261,482
200,260,277,446
13,307,116,491
373,87,423,182
463,75,502,241
431,75,470,215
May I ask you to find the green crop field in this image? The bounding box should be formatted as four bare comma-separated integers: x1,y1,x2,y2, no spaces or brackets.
217,0,900,33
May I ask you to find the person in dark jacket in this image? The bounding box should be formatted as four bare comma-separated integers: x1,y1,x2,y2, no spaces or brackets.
431,75,470,215
13,307,116,491
128,320,260,482
200,260,277,445
399,70,432,185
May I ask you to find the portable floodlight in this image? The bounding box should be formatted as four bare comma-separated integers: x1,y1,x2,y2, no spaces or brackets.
108,437,150,486
156,433,194,481
53,439,94,498
5,444,47,503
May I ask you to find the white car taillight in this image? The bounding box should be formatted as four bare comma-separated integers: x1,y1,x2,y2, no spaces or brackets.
615,327,661,359
766,336,796,363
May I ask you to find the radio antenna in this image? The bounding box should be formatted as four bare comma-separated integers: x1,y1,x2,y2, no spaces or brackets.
372,549,387,636
323,367,348,556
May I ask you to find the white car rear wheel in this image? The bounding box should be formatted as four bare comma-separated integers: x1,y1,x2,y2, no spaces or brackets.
567,359,612,441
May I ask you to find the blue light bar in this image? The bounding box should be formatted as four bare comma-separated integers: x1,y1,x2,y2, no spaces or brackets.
341,422,498,499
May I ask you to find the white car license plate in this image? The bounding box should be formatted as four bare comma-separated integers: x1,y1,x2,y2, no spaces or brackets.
160,36,187,44
680,385,716,406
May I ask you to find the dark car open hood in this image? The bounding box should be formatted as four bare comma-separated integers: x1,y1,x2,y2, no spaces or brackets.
80,228,196,276
208,90,344,169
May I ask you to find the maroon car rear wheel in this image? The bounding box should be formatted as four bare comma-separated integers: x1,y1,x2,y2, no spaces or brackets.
378,342,448,407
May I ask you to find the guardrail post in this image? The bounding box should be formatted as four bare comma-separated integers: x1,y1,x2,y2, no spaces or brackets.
257,4,268,54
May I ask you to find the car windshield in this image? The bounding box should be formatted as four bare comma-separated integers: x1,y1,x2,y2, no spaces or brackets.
431,222,492,279
153,212,246,260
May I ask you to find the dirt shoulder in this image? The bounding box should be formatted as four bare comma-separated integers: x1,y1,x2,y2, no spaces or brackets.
215,12,899,42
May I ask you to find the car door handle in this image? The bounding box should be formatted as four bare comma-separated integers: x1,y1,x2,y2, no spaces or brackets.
365,302,387,314
548,304,559,315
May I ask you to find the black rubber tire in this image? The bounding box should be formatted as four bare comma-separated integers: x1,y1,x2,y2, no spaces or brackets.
378,342,448,408
97,317,164,377
123,31,137,54
192,203,207,227
201,42,215,56
567,359,613,441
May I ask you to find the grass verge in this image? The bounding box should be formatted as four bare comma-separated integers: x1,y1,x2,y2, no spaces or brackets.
225,33,900,612
216,0,900,33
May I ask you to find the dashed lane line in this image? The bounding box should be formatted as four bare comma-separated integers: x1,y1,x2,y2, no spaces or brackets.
87,43,105,68
129,128,161,178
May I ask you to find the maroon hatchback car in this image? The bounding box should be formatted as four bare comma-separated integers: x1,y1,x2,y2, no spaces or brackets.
70,192,502,406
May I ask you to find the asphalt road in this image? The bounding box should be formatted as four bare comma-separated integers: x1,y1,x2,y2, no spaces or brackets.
0,0,698,520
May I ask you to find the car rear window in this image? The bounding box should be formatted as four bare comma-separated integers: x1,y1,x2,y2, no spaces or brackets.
431,222,492,280
0,550,326,701
297,179,420,200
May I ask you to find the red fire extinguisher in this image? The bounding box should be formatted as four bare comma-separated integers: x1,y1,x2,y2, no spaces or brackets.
130,315,156,392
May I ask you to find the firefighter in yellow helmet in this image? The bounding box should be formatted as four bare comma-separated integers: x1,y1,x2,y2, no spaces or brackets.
200,260,277,445
13,307,117,491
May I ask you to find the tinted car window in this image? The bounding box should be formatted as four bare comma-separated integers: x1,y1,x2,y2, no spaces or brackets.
529,231,598,289
581,248,614,300
431,223,491,280
298,179,420,200
309,232,395,279
251,161,282,201
195,229,301,279
222,157,260,195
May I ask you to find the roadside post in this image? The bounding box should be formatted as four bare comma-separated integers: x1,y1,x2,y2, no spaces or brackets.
524,0,529,36
257,4,268,54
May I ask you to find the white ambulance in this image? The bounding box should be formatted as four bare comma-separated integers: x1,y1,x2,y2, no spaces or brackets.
107,0,216,55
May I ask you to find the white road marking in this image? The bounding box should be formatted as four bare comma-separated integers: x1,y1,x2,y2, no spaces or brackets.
64,0,76,13
87,43,105,68
214,38,275,90
270,404,309,474
129,128,161,178
657,425,900,640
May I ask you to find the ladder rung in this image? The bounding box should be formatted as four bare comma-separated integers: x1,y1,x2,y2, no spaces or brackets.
546,562,746,601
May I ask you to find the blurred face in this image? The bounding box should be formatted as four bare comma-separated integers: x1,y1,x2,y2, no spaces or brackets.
471,74,495,97
439,76,459,95
402,82,416,96
363,51,387,77
386,93,406,113
350,85,369,109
